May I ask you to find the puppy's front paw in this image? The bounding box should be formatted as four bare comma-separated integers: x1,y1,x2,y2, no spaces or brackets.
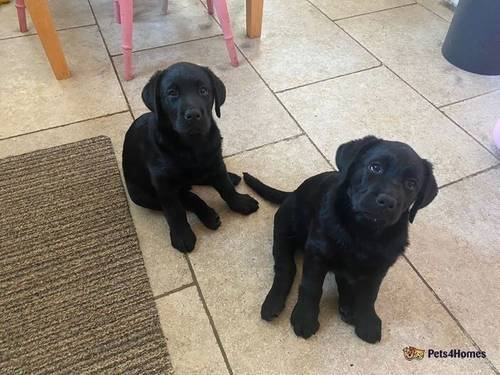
355,314,381,344
199,207,221,231
261,291,286,321
170,226,196,253
339,304,355,325
228,194,259,215
290,302,320,339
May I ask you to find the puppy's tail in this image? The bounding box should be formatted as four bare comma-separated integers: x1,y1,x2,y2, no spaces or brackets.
243,173,290,204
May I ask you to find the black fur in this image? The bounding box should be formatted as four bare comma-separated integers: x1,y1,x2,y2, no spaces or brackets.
244,136,438,343
123,62,258,253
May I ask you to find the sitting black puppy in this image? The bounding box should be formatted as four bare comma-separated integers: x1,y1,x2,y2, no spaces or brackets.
243,136,438,343
123,62,259,253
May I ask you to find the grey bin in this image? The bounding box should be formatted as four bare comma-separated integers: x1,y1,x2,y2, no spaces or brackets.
442,0,500,75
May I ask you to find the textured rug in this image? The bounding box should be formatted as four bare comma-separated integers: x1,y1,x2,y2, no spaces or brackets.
0,137,173,374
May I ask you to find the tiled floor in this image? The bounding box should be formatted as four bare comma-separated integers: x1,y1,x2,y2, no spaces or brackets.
1,0,498,374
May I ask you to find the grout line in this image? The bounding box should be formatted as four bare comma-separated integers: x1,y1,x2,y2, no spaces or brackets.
0,23,97,42
439,88,500,109
0,111,130,142
86,0,135,120
331,2,417,22
110,34,223,57
438,163,500,190
153,282,196,300
223,133,304,159
275,64,382,94
402,256,499,374
232,45,336,170
415,1,453,22
184,254,233,375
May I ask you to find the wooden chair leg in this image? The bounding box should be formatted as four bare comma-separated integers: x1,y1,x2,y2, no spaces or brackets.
25,0,70,80
246,0,263,38
119,0,133,80
15,0,28,32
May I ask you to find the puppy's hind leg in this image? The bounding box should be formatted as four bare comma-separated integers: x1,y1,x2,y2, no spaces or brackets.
261,203,296,321
126,183,161,210
180,190,221,230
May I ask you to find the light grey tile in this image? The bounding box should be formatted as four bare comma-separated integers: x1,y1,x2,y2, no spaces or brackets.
156,287,228,375
338,5,500,107
310,0,414,20
417,0,454,21
0,26,127,139
443,90,500,157
408,168,500,368
227,0,379,92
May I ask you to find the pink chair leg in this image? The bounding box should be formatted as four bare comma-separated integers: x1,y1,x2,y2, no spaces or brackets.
119,0,133,80
213,0,238,67
114,0,121,23
15,0,28,33
207,0,214,15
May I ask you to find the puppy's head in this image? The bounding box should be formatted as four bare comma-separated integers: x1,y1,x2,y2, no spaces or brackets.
142,62,226,141
335,136,438,228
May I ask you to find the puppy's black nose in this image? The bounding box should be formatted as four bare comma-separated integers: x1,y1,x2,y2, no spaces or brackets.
376,193,397,210
184,108,202,121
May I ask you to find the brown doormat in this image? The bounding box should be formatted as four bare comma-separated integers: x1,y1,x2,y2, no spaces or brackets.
0,137,174,374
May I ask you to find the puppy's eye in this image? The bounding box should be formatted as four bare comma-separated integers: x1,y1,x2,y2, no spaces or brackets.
368,162,383,174
199,87,208,96
405,180,417,191
167,89,179,98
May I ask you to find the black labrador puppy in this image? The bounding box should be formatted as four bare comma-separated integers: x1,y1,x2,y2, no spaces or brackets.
243,136,438,343
123,62,259,253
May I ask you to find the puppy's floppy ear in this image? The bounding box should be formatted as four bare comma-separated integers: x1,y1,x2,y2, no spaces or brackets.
409,159,438,223
335,136,381,178
142,70,164,116
204,67,226,118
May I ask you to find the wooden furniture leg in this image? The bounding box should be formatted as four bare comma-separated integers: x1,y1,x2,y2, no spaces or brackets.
246,0,263,38
25,0,70,80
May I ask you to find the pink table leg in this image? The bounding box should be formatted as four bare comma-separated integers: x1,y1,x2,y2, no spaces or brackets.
15,0,28,32
119,0,133,80
213,0,238,67
207,0,214,15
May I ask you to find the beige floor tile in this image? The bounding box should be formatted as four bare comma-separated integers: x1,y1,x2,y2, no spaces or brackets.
310,0,414,20
443,90,500,157
114,37,301,156
0,26,127,139
278,67,498,186
417,0,454,21
89,0,221,56
0,113,193,296
156,286,228,375
408,168,500,368
187,136,492,374
227,0,379,92
338,5,500,107
0,0,95,40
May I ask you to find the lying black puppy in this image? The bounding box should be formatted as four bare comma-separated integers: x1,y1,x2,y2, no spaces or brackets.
243,136,438,343
123,62,259,253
